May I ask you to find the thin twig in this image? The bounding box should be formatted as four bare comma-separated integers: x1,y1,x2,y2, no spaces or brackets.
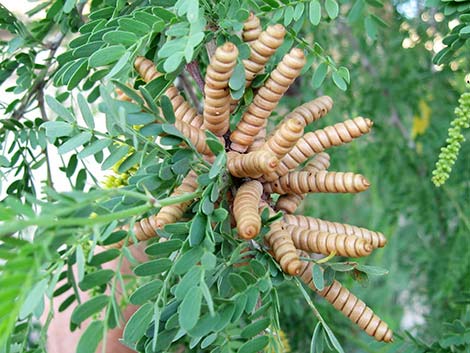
185,61,205,93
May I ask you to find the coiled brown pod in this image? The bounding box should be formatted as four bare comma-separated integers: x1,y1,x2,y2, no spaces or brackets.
234,181,263,239
134,57,203,128
283,214,387,248
285,224,373,257
115,88,133,102
227,150,278,178
174,120,215,155
262,118,304,160
204,43,238,136
243,13,262,45
134,56,160,82
261,204,301,275
230,48,306,152
246,121,267,152
271,96,334,136
298,258,393,342
108,215,160,248
154,171,199,229
264,171,370,195
264,117,373,181
275,153,330,213
243,24,286,86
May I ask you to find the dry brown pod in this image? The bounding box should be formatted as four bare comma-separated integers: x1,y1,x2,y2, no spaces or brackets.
243,24,286,86
283,214,386,248
242,13,262,45
134,57,203,128
227,150,278,179
233,180,263,239
264,117,373,181
261,203,301,276
203,42,239,136
174,120,216,156
298,256,393,342
230,47,306,152
275,152,331,213
264,171,370,195
285,224,373,257
154,170,199,229
261,117,304,160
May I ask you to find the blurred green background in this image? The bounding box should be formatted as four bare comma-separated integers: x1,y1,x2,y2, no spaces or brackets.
274,2,470,351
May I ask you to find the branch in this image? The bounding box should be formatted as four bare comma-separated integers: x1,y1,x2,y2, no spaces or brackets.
185,61,205,93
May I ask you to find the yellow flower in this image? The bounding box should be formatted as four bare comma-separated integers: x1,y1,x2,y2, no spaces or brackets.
411,99,431,139
266,329,291,353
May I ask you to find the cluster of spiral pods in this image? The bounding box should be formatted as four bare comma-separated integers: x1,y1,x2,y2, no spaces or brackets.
114,12,393,343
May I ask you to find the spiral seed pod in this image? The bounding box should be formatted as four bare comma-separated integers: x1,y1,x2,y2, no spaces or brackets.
298,258,393,342
271,96,334,137
243,24,286,85
227,150,279,178
234,181,263,239
231,48,306,152
274,153,331,212
174,120,215,155
275,153,330,213
264,117,373,181
134,56,160,82
283,214,386,248
134,57,203,128
262,117,304,160
243,13,262,45
115,88,133,102
247,121,267,152
285,224,373,257
204,43,239,136
261,204,301,276
154,171,199,229
264,171,370,195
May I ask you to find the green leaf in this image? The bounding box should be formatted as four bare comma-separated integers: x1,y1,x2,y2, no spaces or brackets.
175,266,202,300
312,62,328,88
329,262,355,271
238,335,269,353
348,0,364,23
163,52,184,73
129,280,163,305
89,249,120,266
76,321,104,353
332,71,347,91
209,153,226,179
189,213,207,246
71,295,109,325
308,0,322,26
322,323,345,353
228,273,247,292
240,318,270,339
174,247,204,275
89,45,127,67
102,146,130,170
145,76,172,100
133,258,172,276
161,95,176,123
337,66,350,84
58,132,93,154
229,62,246,91
42,121,73,139
79,269,114,291
312,264,324,291
325,0,339,19
45,95,75,122
364,15,378,40
123,302,154,344
310,322,323,353
103,31,138,46
145,239,183,257
77,93,95,129
76,245,85,282
355,264,389,276
179,286,202,331
19,279,47,319
78,139,112,159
